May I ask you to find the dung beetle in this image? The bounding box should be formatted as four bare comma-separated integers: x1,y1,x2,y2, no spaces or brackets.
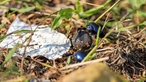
70,22,107,62
75,51,86,62
72,28,92,50
86,22,106,38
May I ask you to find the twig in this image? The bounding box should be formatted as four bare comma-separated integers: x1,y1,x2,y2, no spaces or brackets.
22,26,38,56
19,57,24,72
60,57,109,71
31,57,52,68
96,48,115,52
20,26,38,73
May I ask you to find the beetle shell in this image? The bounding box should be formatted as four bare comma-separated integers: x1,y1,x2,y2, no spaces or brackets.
86,22,106,38
86,22,100,34
72,29,92,50
75,51,86,62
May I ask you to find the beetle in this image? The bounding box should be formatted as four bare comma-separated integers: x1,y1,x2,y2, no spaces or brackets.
72,28,92,50
74,51,86,62
86,22,106,38
71,22,107,61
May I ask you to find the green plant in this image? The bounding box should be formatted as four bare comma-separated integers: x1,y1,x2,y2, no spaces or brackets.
82,27,101,62
1,0,44,15
82,0,120,62
75,0,111,18
128,0,146,18
128,0,146,10
128,0,146,30
10,6,35,13
2,44,18,65
52,8,74,29
51,0,112,29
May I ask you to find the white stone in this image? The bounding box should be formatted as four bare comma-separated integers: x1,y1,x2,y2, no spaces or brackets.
0,17,71,60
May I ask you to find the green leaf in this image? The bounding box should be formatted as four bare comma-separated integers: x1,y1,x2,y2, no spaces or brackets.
51,8,74,29
58,8,74,19
13,30,32,34
51,16,63,29
96,26,101,45
129,0,146,9
82,6,105,17
75,0,84,14
18,6,35,13
10,6,35,13
2,44,18,65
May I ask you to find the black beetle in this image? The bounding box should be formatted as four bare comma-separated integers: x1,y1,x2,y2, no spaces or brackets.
72,28,92,50
86,22,106,38
75,51,86,62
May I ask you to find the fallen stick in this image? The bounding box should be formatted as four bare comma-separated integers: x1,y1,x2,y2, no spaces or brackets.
60,57,109,70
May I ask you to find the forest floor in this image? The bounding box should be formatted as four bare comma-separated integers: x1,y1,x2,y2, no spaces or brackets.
0,0,146,82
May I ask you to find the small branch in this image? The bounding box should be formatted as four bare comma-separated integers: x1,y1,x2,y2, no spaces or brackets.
60,57,109,71
31,58,53,68
96,48,115,52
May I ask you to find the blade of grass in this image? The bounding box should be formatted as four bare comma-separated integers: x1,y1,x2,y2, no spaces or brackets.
10,6,35,13
2,44,18,65
81,0,111,18
94,0,120,23
32,58,52,68
13,30,32,34
116,22,145,32
51,8,74,29
95,27,101,45
75,0,84,15
52,16,63,30
90,53,97,60
82,27,101,62
102,21,146,41
67,56,71,65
